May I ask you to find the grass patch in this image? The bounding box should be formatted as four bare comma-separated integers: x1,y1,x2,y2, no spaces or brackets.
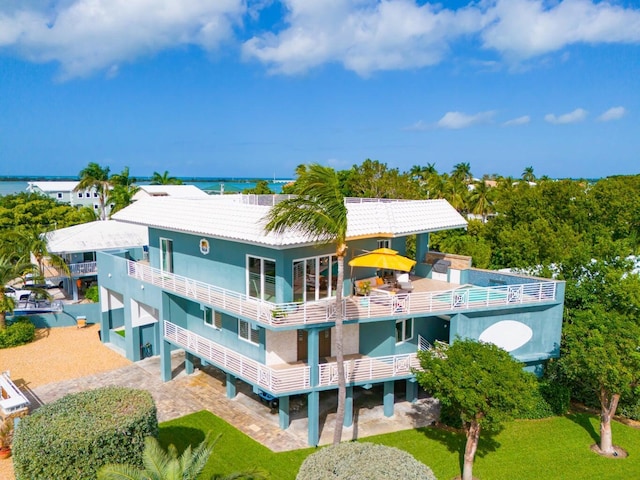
114,329,125,338
159,411,640,480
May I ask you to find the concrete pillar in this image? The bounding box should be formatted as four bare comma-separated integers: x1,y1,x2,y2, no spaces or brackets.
160,340,172,382
308,329,319,387
406,378,418,403
414,233,430,277
226,373,237,399
185,352,195,375
127,325,141,362
344,385,353,427
383,381,395,417
278,395,290,430
308,390,319,447
72,278,79,302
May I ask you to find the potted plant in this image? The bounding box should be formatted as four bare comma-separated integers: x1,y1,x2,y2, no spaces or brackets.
0,417,14,460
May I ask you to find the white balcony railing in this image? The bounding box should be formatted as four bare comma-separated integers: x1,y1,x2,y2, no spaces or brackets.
164,321,418,394
164,321,311,394
317,353,420,387
130,261,558,328
69,261,97,275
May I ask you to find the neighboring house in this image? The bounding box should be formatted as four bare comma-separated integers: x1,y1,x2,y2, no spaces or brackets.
46,220,149,301
27,181,111,215
132,185,209,200
97,195,565,446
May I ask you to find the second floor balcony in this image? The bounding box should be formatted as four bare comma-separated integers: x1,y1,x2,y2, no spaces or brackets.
128,260,560,328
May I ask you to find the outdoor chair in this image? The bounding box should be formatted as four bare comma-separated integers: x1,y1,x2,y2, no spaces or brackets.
395,273,414,292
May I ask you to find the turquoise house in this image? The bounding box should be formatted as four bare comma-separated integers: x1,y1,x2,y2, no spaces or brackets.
97,194,565,446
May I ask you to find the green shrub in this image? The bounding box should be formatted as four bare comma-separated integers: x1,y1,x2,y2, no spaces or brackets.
85,285,99,303
296,442,437,480
13,387,158,480
0,317,35,348
516,385,554,419
619,396,640,421
539,381,571,415
438,402,462,429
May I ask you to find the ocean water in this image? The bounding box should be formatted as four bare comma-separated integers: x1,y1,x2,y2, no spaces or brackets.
0,177,289,196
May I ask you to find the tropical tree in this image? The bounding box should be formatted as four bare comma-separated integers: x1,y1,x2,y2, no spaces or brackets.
110,166,137,187
242,180,274,195
75,162,111,220
344,159,422,199
264,163,348,445
451,162,473,184
150,171,183,185
0,256,36,330
557,307,640,455
10,226,70,280
521,166,536,183
416,339,536,480
468,179,494,222
97,433,265,480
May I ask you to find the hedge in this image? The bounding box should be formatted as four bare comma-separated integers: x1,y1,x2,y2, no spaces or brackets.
13,387,158,480
296,442,437,480
0,317,35,349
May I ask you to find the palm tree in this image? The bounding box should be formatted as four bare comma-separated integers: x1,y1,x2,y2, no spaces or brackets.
75,162,111,220
522,166,536,183
110,166,137,187
0,256,36,330
97,434,264,480
452,162,473,184
468,179,494,222
108,184,140,215
264,163,348,445
150,171,183,185
11,227,70,281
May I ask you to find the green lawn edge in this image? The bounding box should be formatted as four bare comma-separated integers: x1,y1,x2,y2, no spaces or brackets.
159,411,639,480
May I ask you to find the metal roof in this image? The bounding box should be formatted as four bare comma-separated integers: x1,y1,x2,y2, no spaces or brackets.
27,181,80,192
45,220,149,254
111,195,466,248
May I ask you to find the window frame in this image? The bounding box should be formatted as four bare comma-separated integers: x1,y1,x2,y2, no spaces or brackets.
395,318,413,344
203,306,222,330
238,319,260,345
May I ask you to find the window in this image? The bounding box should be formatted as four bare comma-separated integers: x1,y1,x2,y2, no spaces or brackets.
160,238,174,273
239,319,260,345
57,192,63,199
77,192,83,198
93,204,99,209
203,307,222,329
395,318,413,344
93,192,99,198
377,239,391,249
247,255,276,301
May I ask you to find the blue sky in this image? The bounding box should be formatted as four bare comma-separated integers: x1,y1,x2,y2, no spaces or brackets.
1,0,639,180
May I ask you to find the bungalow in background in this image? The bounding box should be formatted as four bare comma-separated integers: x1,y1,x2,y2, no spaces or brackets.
46,220,148,301
27,180,105,213
97,194,565,446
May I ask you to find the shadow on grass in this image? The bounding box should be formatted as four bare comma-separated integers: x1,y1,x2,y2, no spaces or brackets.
418,425,501,472
158,426,206,453
566,412,600,444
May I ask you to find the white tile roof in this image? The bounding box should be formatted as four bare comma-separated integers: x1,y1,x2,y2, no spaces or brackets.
28,181,79,192
45,220,149,254
111,195,466,248
133,185,209,200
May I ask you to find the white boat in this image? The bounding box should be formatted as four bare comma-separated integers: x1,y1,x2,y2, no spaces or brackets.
12,295,63,315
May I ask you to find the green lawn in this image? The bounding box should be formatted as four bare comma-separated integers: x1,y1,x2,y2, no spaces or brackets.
159,411,640,480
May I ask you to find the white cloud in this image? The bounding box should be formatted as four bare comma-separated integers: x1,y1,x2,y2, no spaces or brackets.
242,0,486,76
482,0,640,61
0,0,245,78
544,108,588,124
597,106,626,122
436,111,495,129
502,115,530,126
403,120,430,132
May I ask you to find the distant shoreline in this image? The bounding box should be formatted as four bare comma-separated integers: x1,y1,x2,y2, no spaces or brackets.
0,176,292,183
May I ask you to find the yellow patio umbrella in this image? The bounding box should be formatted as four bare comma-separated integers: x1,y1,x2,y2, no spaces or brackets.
348,248,416,272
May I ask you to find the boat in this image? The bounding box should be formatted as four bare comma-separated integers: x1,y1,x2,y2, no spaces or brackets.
12,295,64,315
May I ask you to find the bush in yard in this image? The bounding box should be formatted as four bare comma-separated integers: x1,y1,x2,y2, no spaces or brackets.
0,317,35,348
13,387,157,480
296,442,437,480
85,285,100,303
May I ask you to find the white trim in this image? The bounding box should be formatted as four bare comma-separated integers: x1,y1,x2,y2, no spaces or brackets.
238,319,260,345
395,318,413,344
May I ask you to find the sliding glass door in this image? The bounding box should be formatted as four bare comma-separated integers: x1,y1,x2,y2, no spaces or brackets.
160,238,173,273
293,254,337,302
247,256,276,301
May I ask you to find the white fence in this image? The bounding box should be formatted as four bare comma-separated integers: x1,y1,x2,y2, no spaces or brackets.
129,261,557,328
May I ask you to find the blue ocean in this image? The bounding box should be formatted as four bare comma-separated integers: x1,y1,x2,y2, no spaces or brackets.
0,177,290,196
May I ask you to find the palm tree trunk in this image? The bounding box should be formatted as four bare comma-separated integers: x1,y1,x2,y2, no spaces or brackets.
462,420,481,480
599,389,620,454
0,312,6,331
332,253,346,445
